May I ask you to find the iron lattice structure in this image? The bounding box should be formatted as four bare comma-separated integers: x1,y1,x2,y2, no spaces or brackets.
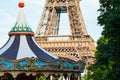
35,0,95,65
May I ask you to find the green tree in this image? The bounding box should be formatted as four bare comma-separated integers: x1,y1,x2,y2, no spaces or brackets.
87,0,120,80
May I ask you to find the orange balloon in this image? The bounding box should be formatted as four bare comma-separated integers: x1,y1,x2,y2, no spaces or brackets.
18,2,25,8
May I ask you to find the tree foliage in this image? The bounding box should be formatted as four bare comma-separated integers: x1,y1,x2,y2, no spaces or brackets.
87,0,120,80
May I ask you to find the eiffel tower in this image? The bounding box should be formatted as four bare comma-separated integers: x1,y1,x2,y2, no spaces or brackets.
35,0,95,65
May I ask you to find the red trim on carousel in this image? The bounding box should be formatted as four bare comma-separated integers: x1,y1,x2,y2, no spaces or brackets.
8,32,34,36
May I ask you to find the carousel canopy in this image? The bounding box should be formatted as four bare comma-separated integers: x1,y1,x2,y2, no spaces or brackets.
0,2,58,60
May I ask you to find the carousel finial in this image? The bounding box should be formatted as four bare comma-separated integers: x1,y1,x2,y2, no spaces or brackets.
18,2,25,8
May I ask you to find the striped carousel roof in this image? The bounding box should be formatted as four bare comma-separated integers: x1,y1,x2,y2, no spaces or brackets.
0,2,58,60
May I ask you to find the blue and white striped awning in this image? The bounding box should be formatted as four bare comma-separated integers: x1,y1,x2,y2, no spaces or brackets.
0,35,58,60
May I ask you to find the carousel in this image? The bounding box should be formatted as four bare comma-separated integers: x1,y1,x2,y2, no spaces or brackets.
0,2,85,80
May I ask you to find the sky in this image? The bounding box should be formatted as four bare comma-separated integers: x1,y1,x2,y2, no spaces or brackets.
0,0,102,47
